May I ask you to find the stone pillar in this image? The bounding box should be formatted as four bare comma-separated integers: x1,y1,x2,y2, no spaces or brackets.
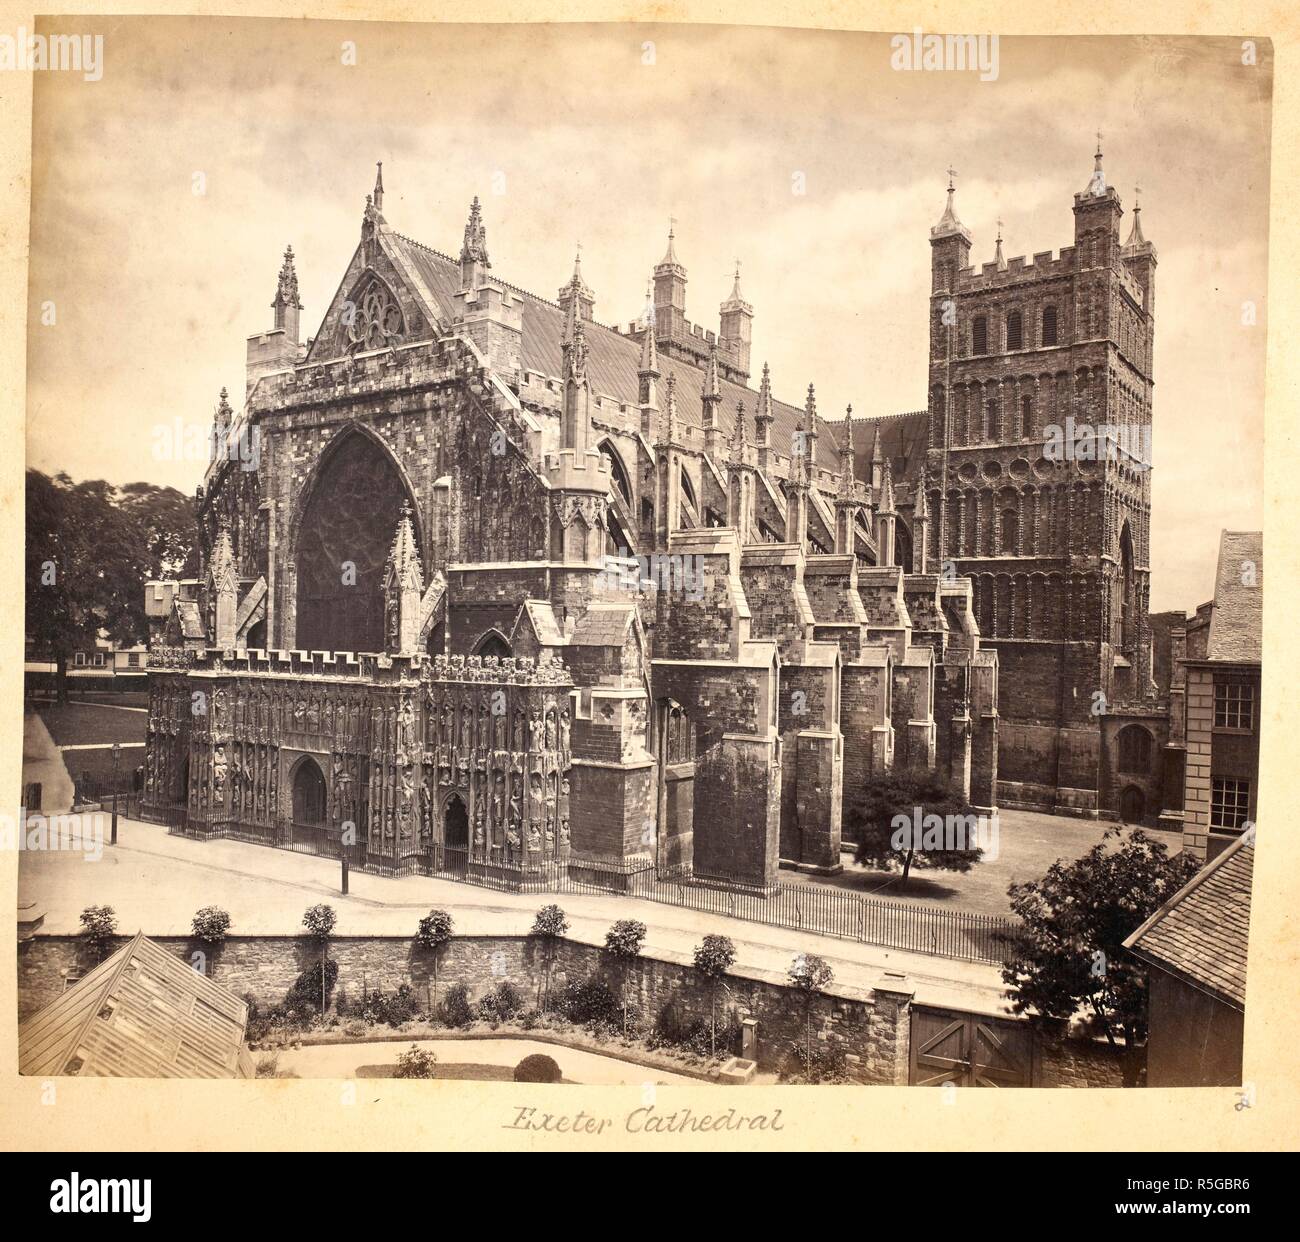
869,972,916,1085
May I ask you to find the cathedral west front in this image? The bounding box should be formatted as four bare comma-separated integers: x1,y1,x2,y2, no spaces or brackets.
141,148,1161,891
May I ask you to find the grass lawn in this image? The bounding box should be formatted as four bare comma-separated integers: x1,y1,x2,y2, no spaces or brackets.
783,808,1184,919
30,701,147,796
355,1061,572,1082
34,701,147,747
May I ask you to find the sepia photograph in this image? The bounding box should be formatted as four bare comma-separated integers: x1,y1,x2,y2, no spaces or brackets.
2,0,1294,1179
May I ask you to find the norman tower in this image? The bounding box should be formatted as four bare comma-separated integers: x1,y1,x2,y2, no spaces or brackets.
924,145,1156,813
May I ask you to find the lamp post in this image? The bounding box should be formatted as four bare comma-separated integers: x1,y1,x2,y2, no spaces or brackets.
110,742,121,846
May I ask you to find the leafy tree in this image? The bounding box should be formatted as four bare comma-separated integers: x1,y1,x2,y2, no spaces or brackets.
1001,826,1199,1085
301,904,337,1016
26,470,196,701
78,904,117,961
693,934,736,1057
788,953,835,1067
530,904,568,1012
414,908,454,1006
191,906,232,945
603,919,646,1036
847,768,984,889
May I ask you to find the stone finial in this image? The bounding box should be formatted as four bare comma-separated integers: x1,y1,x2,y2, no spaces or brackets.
373,162,384,214
638,280,660,377
274,246,302,310
730,399,747,461
461,196,490,267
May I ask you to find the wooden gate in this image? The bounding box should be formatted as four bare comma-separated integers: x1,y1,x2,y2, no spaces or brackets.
909,1006,1036,1087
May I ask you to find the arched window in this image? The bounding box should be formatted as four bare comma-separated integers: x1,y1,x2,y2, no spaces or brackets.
972,315,989,356
1006,310,1023,351
295,429,415,654
1042,305,1058,347
1000,509,1018,553
1021,393,1034,438
598,440,632,505
1117,724,1152,775
985,398,997,441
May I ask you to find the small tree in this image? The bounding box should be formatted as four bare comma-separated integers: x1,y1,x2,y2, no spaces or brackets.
415,909,454,1008
847,769,985,889
393,1045,438,1079
788,953,835,1068
1002,826,1199,1085
302,904,337,1016
531,904,569,1012
603,919,647,1036
693,934,736,1057
79,905,117,962
191,906,232,945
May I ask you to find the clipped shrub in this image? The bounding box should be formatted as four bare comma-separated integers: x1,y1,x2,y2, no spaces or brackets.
477,981,525,1023
394,1045,438,1079
360,982,419,1027
558,976,621,1028
78,905,117,954
513,1053,562,1083
439,982,474,1029
191,906,232,944
778,1042,850,1085
301,904,337,941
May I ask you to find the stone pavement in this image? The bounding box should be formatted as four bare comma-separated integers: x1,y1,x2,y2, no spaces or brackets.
16,814,1013,1015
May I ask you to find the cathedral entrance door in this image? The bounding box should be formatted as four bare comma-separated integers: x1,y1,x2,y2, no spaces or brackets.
443,795,469,873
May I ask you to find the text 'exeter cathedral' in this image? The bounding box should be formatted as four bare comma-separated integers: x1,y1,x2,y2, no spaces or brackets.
142,147,1163,889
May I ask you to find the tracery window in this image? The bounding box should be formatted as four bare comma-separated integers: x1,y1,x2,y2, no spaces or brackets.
340,275,405,352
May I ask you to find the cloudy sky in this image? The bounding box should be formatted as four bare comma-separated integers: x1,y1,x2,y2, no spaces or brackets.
25,20,1271,610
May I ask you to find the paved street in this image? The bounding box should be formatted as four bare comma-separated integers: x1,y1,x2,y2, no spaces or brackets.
17,813,1011,1014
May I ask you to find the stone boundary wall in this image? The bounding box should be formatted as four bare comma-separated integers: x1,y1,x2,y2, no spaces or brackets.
18,935,1121,1087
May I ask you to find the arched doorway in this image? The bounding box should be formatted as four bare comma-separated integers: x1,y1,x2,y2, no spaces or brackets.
444,794,468,851
292,757,327,827
1120,785,1145,825
294,429,415,654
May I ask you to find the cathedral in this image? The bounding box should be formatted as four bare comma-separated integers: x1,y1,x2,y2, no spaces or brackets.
141,147,1157,890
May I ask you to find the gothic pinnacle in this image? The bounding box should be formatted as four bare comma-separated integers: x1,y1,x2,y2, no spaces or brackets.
461,196,489,266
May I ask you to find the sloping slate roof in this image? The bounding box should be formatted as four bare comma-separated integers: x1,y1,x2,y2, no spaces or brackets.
20,933,251,1078
570,602,636,646
1207,531,1263,663
392,233,842,474
850,411,931,492
1123,837,1254,1010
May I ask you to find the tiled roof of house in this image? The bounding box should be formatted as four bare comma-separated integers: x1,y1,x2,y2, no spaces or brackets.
19,932,253,1078
392,233,845,475
1207,530,1263,663
1123,836,1254,1010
